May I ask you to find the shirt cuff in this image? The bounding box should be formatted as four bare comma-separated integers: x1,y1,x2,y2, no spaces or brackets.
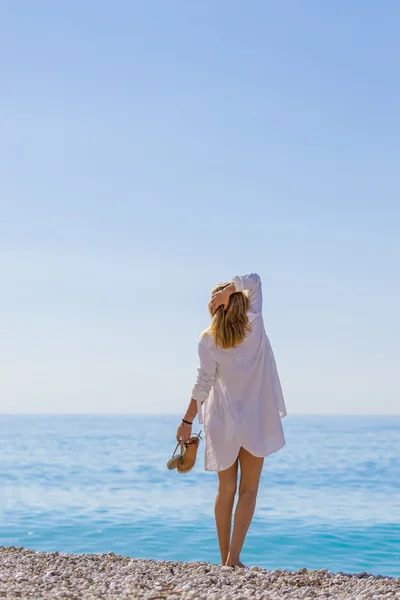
191,389,208,425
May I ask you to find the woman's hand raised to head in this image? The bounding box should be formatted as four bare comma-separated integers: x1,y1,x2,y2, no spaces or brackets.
210,283,235,314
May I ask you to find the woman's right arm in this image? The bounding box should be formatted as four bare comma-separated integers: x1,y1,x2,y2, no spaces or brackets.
233,273,262,313
211,273,262,314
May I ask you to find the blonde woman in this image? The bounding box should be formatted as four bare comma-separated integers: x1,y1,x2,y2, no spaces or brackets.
176,273,287,568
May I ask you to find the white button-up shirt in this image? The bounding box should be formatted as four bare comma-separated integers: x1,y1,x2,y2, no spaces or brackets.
191,273,287,472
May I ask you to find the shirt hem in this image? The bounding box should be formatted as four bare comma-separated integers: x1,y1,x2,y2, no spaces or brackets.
204,439,286,472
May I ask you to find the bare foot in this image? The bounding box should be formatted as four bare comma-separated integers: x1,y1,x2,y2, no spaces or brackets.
224,558,246,568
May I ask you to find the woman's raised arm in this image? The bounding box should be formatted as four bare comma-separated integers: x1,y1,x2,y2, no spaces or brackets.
211,273,262,315
233,273,262,313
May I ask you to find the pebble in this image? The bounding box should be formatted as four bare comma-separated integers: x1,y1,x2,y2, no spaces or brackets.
0,546,398,600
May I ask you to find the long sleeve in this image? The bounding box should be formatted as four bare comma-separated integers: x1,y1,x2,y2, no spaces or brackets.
191,339,217,424
233,272,262,313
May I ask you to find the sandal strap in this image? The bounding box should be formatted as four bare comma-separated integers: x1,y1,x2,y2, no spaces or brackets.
172,441,186,457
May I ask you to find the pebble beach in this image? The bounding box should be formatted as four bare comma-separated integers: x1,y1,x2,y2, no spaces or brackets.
1,547,398,600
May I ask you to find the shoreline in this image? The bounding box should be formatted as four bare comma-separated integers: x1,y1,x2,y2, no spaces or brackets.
0,546,398,599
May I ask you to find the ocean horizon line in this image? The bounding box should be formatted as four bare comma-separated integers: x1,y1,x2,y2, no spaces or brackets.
1,412,399,417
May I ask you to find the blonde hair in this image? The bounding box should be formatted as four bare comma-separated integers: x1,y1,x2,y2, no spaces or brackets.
203,282,251,349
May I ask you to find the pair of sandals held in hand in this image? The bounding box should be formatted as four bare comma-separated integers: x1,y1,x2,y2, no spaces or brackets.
167,431,202,473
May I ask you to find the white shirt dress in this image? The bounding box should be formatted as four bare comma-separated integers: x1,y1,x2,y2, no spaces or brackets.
191,273,287,472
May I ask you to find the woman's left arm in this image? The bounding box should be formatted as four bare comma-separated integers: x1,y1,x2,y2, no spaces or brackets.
176,398,199,442
176,339,217,442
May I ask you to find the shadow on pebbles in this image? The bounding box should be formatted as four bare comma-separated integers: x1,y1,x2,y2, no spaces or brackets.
0,547,398,599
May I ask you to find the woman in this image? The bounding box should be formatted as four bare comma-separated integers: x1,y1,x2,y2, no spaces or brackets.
176,272,287,567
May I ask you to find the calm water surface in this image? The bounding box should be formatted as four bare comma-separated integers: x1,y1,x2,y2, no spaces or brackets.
0,415,399,576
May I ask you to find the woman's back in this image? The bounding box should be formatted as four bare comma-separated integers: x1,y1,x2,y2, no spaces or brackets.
202,309,266,403
191,273,286,471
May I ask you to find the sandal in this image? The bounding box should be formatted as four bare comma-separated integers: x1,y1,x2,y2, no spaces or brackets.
177,431,202,474
166,441,186,470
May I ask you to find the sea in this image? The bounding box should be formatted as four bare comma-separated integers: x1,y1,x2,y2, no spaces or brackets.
0,415,399,577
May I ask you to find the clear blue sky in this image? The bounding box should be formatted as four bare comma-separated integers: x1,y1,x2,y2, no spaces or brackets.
1,1,399,415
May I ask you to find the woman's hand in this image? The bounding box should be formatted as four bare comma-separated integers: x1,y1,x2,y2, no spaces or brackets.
176,421,192,443
210,283,235,314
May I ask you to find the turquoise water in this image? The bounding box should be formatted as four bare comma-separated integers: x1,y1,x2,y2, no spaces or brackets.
0,415,399,576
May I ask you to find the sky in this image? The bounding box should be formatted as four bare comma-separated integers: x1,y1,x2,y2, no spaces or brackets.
1,1,399,415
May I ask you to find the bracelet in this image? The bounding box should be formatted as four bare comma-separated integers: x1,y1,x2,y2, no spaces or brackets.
182,418,193,425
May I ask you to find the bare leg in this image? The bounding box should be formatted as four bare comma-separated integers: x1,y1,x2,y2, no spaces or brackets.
225,447,264,567
215,458,238,565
